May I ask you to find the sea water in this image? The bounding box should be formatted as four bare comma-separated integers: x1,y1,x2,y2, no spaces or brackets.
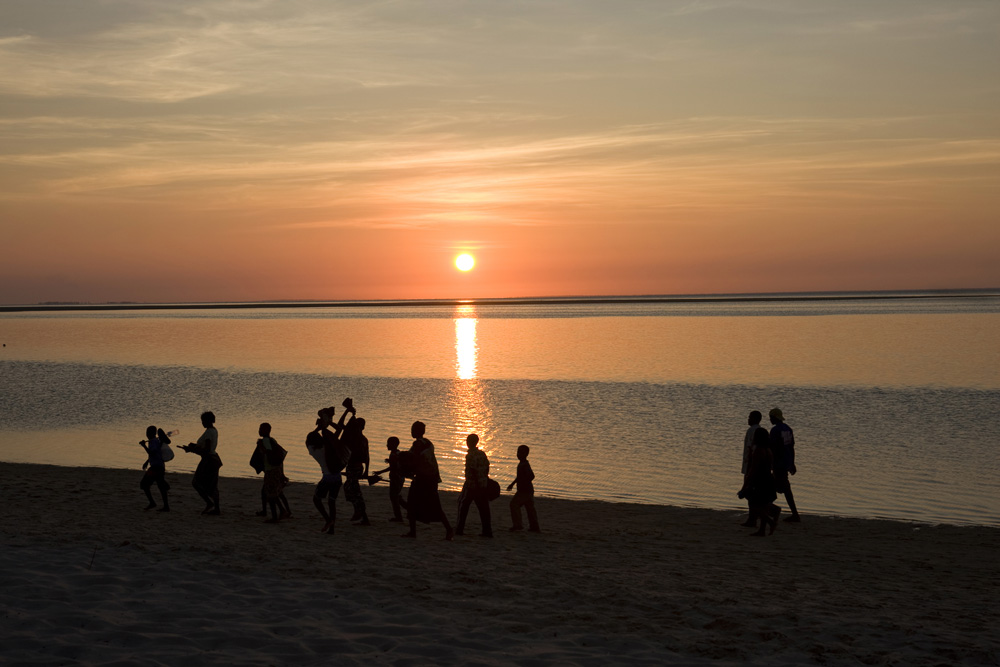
1,295,998,526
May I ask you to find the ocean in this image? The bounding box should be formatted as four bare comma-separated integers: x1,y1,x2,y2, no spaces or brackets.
1,294,998,526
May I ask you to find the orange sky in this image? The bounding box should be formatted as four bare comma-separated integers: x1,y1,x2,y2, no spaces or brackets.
1,1,999,303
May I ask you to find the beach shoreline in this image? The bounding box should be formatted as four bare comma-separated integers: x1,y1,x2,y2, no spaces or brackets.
1,462,998,665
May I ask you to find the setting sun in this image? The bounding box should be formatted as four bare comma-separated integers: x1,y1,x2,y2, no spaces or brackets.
455,254,475,272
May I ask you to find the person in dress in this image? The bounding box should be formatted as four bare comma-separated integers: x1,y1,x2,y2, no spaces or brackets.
402,421,453,541
740,427,780,536
740,411,763,527
181,411,222,515
139,425,170,512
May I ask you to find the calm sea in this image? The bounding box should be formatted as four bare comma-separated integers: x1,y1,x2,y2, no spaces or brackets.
2,295,999,526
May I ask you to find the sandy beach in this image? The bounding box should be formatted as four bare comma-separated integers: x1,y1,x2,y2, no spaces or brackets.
1,462,997,666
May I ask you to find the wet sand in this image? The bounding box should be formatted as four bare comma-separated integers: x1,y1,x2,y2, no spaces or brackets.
1,462,997,665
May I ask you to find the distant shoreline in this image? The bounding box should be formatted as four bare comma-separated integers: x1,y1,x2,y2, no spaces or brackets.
3,288,999,313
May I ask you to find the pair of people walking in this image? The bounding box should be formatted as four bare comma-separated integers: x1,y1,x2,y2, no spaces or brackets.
739,407,799,536
138,411,221,514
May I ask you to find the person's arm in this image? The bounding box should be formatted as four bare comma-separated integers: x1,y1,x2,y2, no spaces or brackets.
139,440,151,470
787,430,796,475
362,438,370,477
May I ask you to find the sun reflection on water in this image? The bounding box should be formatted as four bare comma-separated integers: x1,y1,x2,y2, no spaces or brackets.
445,305,499,485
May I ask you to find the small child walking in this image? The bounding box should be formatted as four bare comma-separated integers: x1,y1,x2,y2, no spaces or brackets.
373,436,406,522
507,445,539,532
139,426,171,512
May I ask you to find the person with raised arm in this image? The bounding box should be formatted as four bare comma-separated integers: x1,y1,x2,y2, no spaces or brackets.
139,425,171,512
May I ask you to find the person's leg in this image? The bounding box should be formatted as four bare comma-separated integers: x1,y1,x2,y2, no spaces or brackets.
389,481,403,521
783,484,800,521
440,504,454,541
326,474,342,534
155,470,170,511
456,494,472,535
509,494,524,530
279,493,291,518
525,496,540,532
741,498,756,527
141,474,156,509
475,494,492,537
257,486,268,516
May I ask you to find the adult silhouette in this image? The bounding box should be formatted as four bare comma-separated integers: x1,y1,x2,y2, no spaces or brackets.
402,421,453,540
455,433,492,538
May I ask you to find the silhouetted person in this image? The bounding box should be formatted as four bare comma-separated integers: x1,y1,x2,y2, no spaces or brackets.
507,445,539,532
251,423,290,523
769,407,800,522
373,436,405,522
741,410,764,527
343,416,371,525
306,405,352,534
455,433,492,537
139,425,170,511
402,421,453,540
740,427,780,536
181,411,222,515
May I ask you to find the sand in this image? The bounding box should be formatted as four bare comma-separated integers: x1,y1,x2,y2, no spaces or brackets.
0,462,997,666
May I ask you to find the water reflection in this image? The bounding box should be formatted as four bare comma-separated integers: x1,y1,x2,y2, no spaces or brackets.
445,305,499,487
454,305,478,380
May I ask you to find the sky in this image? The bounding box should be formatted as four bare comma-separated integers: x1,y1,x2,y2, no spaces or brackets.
1,0,999,303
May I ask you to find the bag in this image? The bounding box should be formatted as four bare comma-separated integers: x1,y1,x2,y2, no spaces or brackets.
160,443,175,463
487,478,501,501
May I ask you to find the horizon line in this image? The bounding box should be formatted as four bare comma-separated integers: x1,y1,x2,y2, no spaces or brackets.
2,288,999,313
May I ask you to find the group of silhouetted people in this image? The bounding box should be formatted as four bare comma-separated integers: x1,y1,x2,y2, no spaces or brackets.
138,399,541,539
737,407,799,536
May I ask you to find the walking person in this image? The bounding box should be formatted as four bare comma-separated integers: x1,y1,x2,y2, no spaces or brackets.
508,445,540,532
343,416,371,526
740,411,763,527
251,422,290,523
139,426,171,512
181,411,222,515
769,408,800,522
740,427,780,536
306,405,352,534
455,433,492,537
373,436,406,522
402,421,453,540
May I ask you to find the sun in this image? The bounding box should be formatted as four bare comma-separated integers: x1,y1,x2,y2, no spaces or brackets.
455,253,476,272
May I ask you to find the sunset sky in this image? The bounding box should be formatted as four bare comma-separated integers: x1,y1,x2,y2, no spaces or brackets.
1,0,999,303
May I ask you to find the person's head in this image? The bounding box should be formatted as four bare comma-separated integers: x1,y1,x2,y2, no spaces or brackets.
769,408,784,425
386,436,400,451
516,445,530,461
752,427,770,450
201,411,216,428
355,417,365,432
748,410,762,426
259,422,271,437
466,433,479,450
146,425,157,440
317,407,334,428
411,421,426,439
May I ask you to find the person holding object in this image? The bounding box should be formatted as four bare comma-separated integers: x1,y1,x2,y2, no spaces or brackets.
251,422,291,523
455,433,492,537
307,403,353,534
139,425,170,512
181,411,222,515
507,445,539,532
